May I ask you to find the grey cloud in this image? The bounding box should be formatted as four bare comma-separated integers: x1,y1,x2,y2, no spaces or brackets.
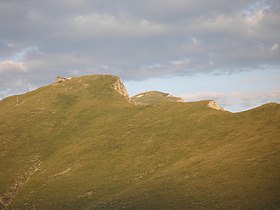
0,0,280,97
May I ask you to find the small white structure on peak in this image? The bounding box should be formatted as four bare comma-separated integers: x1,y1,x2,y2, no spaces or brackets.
55,76,73,83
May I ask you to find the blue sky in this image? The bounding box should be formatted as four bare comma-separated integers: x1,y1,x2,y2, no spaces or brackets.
0,0,279,111
125,68,280,112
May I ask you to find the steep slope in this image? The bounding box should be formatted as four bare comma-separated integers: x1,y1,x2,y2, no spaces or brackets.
0,75,279,210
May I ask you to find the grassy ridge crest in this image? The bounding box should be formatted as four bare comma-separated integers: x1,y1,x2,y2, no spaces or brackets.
0,74,279,209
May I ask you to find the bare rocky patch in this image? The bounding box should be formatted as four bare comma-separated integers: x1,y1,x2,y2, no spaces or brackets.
0,155,42,209
208,100,224,111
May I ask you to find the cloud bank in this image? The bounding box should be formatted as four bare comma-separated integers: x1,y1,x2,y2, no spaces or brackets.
0,0,279,99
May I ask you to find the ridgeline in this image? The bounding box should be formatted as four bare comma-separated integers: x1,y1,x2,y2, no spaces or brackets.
0,75,279,209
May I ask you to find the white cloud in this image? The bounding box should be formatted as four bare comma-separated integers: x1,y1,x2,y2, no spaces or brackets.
0,60,27,73
180,90,280,112
271,43,278,51
242,0,270,26
190,37,199,45
245,10,264,26
169,58,191,66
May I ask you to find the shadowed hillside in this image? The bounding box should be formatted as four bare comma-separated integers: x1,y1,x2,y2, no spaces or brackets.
0,74,279,210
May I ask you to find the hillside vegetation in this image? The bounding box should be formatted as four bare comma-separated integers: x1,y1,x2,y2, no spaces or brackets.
0,75,279,210
132,91,183,105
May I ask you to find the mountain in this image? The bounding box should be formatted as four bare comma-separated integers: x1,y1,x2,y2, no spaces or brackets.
132,91,184,105
0,74,279,210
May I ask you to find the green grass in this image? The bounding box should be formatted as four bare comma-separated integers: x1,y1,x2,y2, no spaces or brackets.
0,75,279,209
132,91,183,105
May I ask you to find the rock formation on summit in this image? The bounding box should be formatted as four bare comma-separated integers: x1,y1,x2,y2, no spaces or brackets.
208,100,224,111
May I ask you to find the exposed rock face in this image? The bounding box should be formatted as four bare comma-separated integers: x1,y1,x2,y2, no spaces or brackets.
113,77,129,99
55,76,73,83
0,155,42,209
208,100,224,111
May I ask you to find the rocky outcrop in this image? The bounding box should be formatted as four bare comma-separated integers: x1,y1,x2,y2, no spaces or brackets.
208,100,224,111
113,77,129,99
0,155,42,209
55,76,73,83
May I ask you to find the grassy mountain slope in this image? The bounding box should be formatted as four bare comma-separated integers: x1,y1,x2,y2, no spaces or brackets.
132,91,183,105
0,75,279,210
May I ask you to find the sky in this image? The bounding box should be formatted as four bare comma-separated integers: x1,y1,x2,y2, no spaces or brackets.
0,0,279,112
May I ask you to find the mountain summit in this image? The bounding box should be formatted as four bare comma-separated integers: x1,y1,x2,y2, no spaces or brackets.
0,74,279,209
132,91,184,105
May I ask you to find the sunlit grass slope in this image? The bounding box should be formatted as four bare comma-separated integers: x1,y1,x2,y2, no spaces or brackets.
132,91,183,105
0,75,279,210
